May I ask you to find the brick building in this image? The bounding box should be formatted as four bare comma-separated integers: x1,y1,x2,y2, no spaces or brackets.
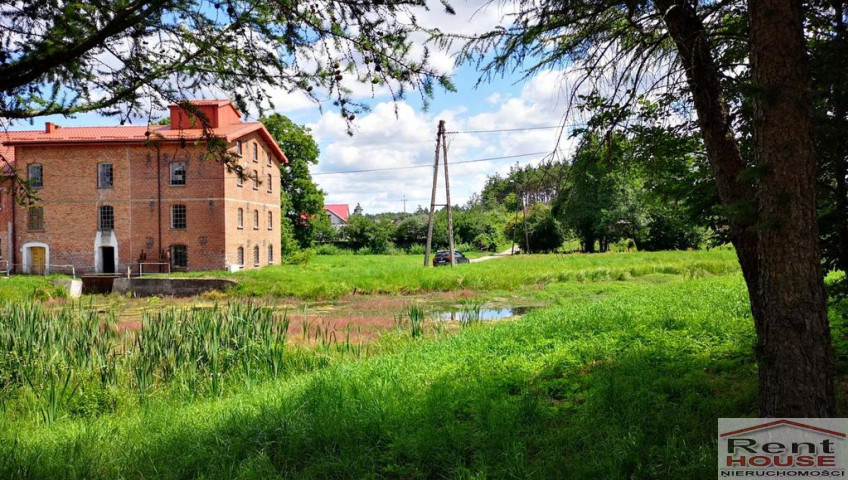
0,100,285,274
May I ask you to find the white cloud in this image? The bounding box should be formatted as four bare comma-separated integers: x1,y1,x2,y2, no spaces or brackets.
305,69,580,214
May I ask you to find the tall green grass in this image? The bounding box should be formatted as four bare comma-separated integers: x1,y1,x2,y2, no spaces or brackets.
0,275,770,479
0,302,292,422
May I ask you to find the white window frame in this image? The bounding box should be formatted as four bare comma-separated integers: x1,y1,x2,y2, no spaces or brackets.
169,161,186,186
170,204,187,230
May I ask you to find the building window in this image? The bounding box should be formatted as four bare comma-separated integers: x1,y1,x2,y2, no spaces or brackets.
170,245,188,269
170,204,186,230
266,173,272,193
253,209,259,229
170,161,186,186
252,170,259,190
237,247,244,266
268,244,273,264
28,164,43,189
98,163,113,188
252,143,258,162
235,140,243,156
98,205,114,230
266,151,272,166
236,169,243,187
237,207,244,229
253,245,259,267
28,206,44,230
267,211,273,230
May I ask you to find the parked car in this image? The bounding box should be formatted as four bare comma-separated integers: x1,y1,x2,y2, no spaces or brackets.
432,250,470,266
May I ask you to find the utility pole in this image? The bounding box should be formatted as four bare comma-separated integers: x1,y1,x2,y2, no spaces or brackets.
402,195,407,213
424,120,457,267
522,192,531,255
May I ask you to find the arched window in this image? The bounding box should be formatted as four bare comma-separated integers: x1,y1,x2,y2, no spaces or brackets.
237,208,244,229
253,210,259,229
268,244,274,264
237,247,244,266
253,245,259,267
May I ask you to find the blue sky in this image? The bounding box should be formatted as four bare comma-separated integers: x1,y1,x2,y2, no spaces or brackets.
9,2,579,214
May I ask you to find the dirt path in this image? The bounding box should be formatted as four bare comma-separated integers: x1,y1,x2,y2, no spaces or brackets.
470,247,518,263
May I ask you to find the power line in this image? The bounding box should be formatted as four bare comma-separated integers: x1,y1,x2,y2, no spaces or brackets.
445,123,586,135
312,151,551,176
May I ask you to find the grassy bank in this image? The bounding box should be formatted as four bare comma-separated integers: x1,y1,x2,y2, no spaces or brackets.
219,249,741,299
1,272,769,479
0,250,740,301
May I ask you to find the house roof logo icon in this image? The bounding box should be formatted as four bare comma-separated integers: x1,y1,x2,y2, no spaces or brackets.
721,419,847,439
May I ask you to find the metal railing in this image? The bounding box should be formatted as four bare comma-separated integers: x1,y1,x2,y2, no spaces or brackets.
138,262,171,276
49,264,77,278
1,262,76,278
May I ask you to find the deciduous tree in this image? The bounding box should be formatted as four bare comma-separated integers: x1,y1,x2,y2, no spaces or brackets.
452,0,837,416
262,113,329,249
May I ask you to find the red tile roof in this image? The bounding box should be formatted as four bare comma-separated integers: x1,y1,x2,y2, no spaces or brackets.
171,99,233,107
325,204,350,222
1,122,288,164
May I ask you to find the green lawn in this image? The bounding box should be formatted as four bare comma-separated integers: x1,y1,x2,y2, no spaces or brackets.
210,249,741,299
1,249,843,479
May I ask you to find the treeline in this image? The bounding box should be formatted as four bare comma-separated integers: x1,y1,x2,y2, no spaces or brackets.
299,128,708,255
311,207,512,255
295,126,719,256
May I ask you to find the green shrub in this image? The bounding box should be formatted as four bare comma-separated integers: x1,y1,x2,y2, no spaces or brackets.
314,244,353,255
407,244,426,255
283,249,313,265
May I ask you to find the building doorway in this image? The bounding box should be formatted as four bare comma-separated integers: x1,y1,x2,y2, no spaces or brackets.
30,246,46,275
101,246,115,274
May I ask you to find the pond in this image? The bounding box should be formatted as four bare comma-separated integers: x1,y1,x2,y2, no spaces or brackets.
435,306,534,322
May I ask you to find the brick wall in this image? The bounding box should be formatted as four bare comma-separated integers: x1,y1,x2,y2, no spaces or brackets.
223,131,282,270
0,183,11,268
11,138,283,274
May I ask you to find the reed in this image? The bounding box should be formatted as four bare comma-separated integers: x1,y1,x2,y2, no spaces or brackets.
0,301,291,422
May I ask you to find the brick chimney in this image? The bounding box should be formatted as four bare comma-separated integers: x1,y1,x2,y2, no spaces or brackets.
168,100,242,130
45,122,59,133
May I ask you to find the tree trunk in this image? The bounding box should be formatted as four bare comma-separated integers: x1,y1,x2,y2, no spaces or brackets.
749,0,834,416
584,231,596,253
658,0,835,416
832,0,848,274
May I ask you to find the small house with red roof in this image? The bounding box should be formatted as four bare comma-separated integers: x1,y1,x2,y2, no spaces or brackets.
325,204,350,228
0,100,286,274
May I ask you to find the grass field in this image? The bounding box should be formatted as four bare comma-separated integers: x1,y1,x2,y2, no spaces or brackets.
194,248,742,299
1,249,844,479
